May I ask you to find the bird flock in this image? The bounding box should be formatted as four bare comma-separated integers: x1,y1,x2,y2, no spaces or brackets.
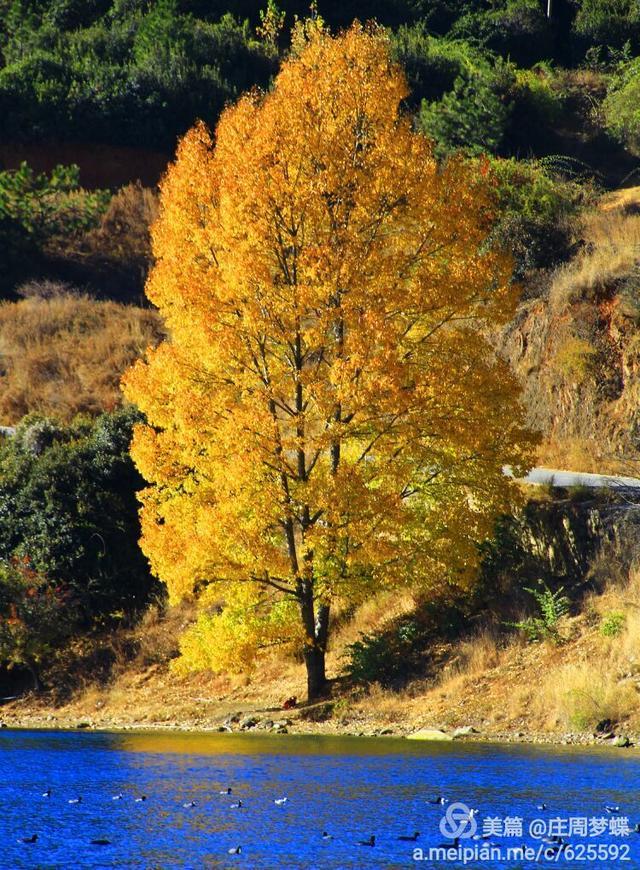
16,783,437,856
16,786,637,859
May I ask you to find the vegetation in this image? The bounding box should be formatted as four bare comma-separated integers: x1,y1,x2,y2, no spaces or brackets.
0,558,75,689
123,24,534,700
0,0,639,730
508,581,571,644
0,162,109,294
0,408,158,629
0,294,164,423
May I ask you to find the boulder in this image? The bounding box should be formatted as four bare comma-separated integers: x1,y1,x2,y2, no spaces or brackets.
406,728,452,741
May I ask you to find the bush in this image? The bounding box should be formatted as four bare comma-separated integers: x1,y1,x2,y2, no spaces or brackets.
0,162,109,295
390,26,486,105
603,57,640,156
600,611,626,637
508,580,570,644
343,619,423,687
0,5,276,148
64,182,159,298
573,0,640,53
450,0,554,67
487,157,586,277
0,557,76,689
418,64,511,157
0,407,160,623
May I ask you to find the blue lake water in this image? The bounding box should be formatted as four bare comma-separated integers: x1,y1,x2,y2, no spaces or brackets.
0,729,639,868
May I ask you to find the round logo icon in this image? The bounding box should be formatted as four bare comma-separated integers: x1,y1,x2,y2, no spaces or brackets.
439,801,478,840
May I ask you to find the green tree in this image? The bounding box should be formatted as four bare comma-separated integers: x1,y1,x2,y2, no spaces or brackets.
0,558,75,689
0,408,158,622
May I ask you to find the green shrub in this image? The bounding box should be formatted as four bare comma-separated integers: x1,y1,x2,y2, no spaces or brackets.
0,558,75,689
487,157,586,277
600,611,626,637
0,5,276,148
508,580,570,644
391,26,487,105
573,0,640,52
418,66,510,157
603,57,640,156
450,0,554,67
0,161,109,294
343,619,423,686
0,407,159,623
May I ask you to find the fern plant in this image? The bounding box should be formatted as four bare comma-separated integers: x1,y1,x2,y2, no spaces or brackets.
508,580,570,644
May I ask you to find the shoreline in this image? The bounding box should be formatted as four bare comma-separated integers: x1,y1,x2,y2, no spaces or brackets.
1,705,637,750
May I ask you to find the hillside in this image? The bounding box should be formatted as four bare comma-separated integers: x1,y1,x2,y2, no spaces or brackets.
1,1,640,741
4,503,640,747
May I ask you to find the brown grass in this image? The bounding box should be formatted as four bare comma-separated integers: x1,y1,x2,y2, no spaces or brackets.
550,208,640,310
0,294,165,423
84,182,158,266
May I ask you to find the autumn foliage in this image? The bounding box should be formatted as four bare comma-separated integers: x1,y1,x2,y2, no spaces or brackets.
124,23,534,698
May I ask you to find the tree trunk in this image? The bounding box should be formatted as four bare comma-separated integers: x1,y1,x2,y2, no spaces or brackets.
301,599,330,701
26,661,41,692
304,645,327,701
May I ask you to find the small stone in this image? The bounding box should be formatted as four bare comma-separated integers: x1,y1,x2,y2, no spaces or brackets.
379,727,394,735
76,722,91,729
613,735,631,748
239,715,259,731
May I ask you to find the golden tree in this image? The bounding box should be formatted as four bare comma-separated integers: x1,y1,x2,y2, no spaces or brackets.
123,23,534,700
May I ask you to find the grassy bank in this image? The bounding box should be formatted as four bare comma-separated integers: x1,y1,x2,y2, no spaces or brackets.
3,556,640,749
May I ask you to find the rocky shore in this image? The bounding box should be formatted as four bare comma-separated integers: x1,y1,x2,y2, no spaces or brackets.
1,699,638,750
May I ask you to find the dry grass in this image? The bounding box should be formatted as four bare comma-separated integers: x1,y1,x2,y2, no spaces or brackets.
599,185,640,213
537,663,638,731
0,293,165,423
82,182,158,265
550,208,640,310
448,628,503,678
132,601,197,669
328,590,416,658
523,566,640,731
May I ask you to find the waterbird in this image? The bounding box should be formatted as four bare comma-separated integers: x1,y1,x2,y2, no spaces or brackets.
112,793,123,801
437,837,460,850
605,805,621,814
68,797,82,804
135,795,147,802
228,846,242,855
427,796,447,805
18,834,37,844
90,839,111,846
274,797,288,806
322,832,333,841
357,835,375,847
42,789,51,798
398,832,420,842
633,823,640,833
537,803,548,811
182,801,197,808
230,800,243,809
220,787,232,795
